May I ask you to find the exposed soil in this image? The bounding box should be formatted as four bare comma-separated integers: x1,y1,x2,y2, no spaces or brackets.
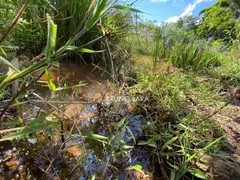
219,102,240,161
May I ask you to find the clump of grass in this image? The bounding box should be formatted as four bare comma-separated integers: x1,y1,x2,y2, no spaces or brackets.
127,66,226,179
210,45,240,84
153,25,223,70
126,22,224,70
131,70,193,117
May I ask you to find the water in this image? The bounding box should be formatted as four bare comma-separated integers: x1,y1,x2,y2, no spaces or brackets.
0,60,153,179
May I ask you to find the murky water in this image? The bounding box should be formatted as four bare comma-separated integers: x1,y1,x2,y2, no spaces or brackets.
36,60,110,98
0,60,154,180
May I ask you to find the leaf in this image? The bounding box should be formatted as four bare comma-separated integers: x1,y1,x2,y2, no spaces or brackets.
22,111,52,127
79,48,104,53
45,14,57,59
0,90,7,99
187,168,208,179
88,133,109,141
65,46,78,51
137,141,147,146
0,112,53,142
186,113,196,121
127,164,142,171
175,165,187,180
0,75,7,82
117,117,126,128
0,56,20,72
113,5,143,13
114,125,126,144
126,126,136,144
85,0,109,29
1,120,22,125
162,136,178,151
123,145,134,149
55,83,86,91
66,46,105,53
0,123,53,142
167,162,179,170
203,136,223,151
185,136,223,163
44,67,57,92
0,47,7,57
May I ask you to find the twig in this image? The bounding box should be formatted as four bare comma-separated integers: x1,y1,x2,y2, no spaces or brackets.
0,0,30,45
29,100,93,105
0,127,23,134
34,134,61,180
38,167,55,180
206,93,237,119
30,93,93,176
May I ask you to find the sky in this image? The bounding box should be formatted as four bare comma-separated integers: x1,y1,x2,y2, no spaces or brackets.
132,0,216,23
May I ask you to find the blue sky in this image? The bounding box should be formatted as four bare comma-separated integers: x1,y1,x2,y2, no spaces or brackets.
132,0,216,23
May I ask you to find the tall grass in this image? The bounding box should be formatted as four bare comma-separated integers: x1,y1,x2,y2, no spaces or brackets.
125,22,156,55
152,24,223,70
126,22,224,70
211,44,240,83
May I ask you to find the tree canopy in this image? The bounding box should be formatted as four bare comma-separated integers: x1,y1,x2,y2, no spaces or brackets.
197,0,238,42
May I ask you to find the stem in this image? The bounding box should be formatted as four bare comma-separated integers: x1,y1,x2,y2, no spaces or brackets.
0,0,30,45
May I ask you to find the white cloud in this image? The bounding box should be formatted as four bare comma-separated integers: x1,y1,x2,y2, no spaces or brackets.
155,22,163,26
165,16,180,23
150,0,169,2
165,0,212,23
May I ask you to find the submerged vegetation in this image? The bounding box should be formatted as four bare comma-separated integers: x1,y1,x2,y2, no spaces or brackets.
0,0,240,179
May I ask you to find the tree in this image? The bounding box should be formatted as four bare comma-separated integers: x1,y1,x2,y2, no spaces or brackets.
232,0,240,9
177,15,200,32
197,0,237,42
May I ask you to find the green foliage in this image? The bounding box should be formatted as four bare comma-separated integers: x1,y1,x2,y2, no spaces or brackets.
153,24,222,70
0,1,239,179
0,0,48,52
176,15,199,32
124,21,156,55
211,45,240,82
127,20,224,70
0,112,56,142
0,0,131,57
129,67,226,179
232,0,240,8
102,10,132,41
0,0,122,90
197,0,237,42
132,71,193,117
45,14,57,59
